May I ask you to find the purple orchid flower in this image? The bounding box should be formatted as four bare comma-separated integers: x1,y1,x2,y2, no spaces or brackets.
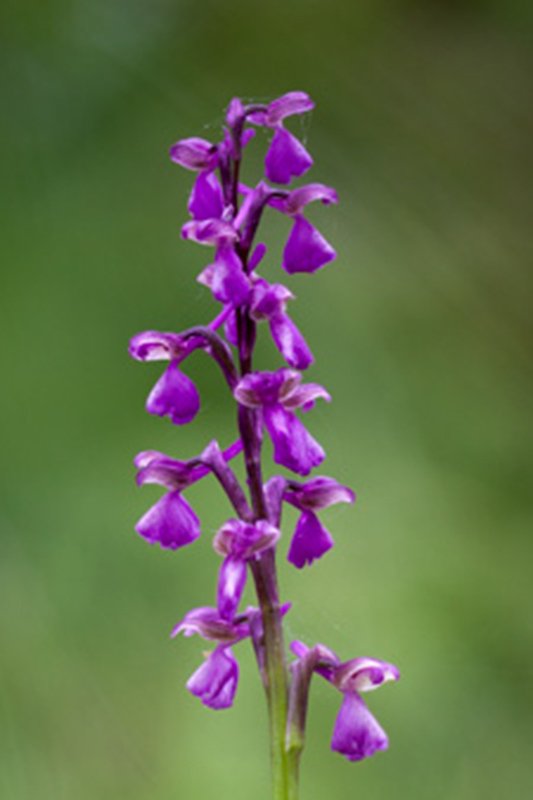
269,183,338,274
250,278,314,370
249,92,315,185
181,218,251,307
290,641,399,761
171,606,254,709
213,519,280,620
129,331,200,425
234,368,330,476
283,477,356,568
134,441,242,550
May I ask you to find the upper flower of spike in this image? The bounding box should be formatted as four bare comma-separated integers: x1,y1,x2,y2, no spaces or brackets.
283,477,355,568
234,369,330,476
269,183,338,274
172,606,259,710
290,641,400,762
129,331,200,425
249,92,315,185
250,279,314,370
134,441,242,550
213,519,280,620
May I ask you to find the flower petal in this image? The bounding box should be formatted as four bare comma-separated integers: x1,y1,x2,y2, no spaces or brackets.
217,556,248,621
129,331,185,362
188,171,224,220
287,510,334,568
269,313,314,370
169,137,218,171
265,128,313,185
182,218,237,246
271,183,338,216
285,477,355,511
283,215,336,274
197,245,250,307
171,606,250,643
264,404,325,476
264,92,315,126
135,490,200,549
334,658,400,695
146,362,200,425
186,646,239,710
331,693,389,762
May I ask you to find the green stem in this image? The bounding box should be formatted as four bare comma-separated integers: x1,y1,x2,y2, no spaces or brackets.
251,553,290,800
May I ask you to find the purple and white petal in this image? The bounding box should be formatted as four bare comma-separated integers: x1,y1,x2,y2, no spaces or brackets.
287,510,334,568
264,92,314,126
129,331,185,362
146,362,200,425
186,645,239,710
182,218,238,247
136,454,208,490
171,606,250,643
282,381,331,412
214,519,280,560
285,476,355,511
282,215,336,274
135,490,200,549
276,183,338,216
169,137,218,171
217,556,248,621
331,693,389,762
265,127,313,185
334,658,400,695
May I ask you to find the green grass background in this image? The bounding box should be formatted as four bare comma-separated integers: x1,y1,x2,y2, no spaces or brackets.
1,1,532,798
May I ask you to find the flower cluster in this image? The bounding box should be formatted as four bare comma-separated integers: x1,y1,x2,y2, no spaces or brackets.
130,92,399,779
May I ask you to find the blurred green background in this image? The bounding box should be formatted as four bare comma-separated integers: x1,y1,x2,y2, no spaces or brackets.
2,1,533,798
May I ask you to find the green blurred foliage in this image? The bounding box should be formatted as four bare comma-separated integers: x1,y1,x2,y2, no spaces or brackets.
1,1,532,798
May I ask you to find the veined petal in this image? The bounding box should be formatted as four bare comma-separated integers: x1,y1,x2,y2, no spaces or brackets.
331,693,389,762
171,606,251,643
264,404,325,476
275,183,338,216
129,331,185,362
146,362,200,425
283,215,336,274
169,137,218,171
217,556,248,621
287,510,334,568
188,171,224,220
186,645,239,710
282,381,331,412
136,454,208,490
135,490,200,549
264,92,314,126
182,218,238,246
285,476,355,511
265,128,313,185
334,658,400,695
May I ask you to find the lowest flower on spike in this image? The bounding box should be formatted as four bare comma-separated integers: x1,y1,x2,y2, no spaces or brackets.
129,91,399,800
